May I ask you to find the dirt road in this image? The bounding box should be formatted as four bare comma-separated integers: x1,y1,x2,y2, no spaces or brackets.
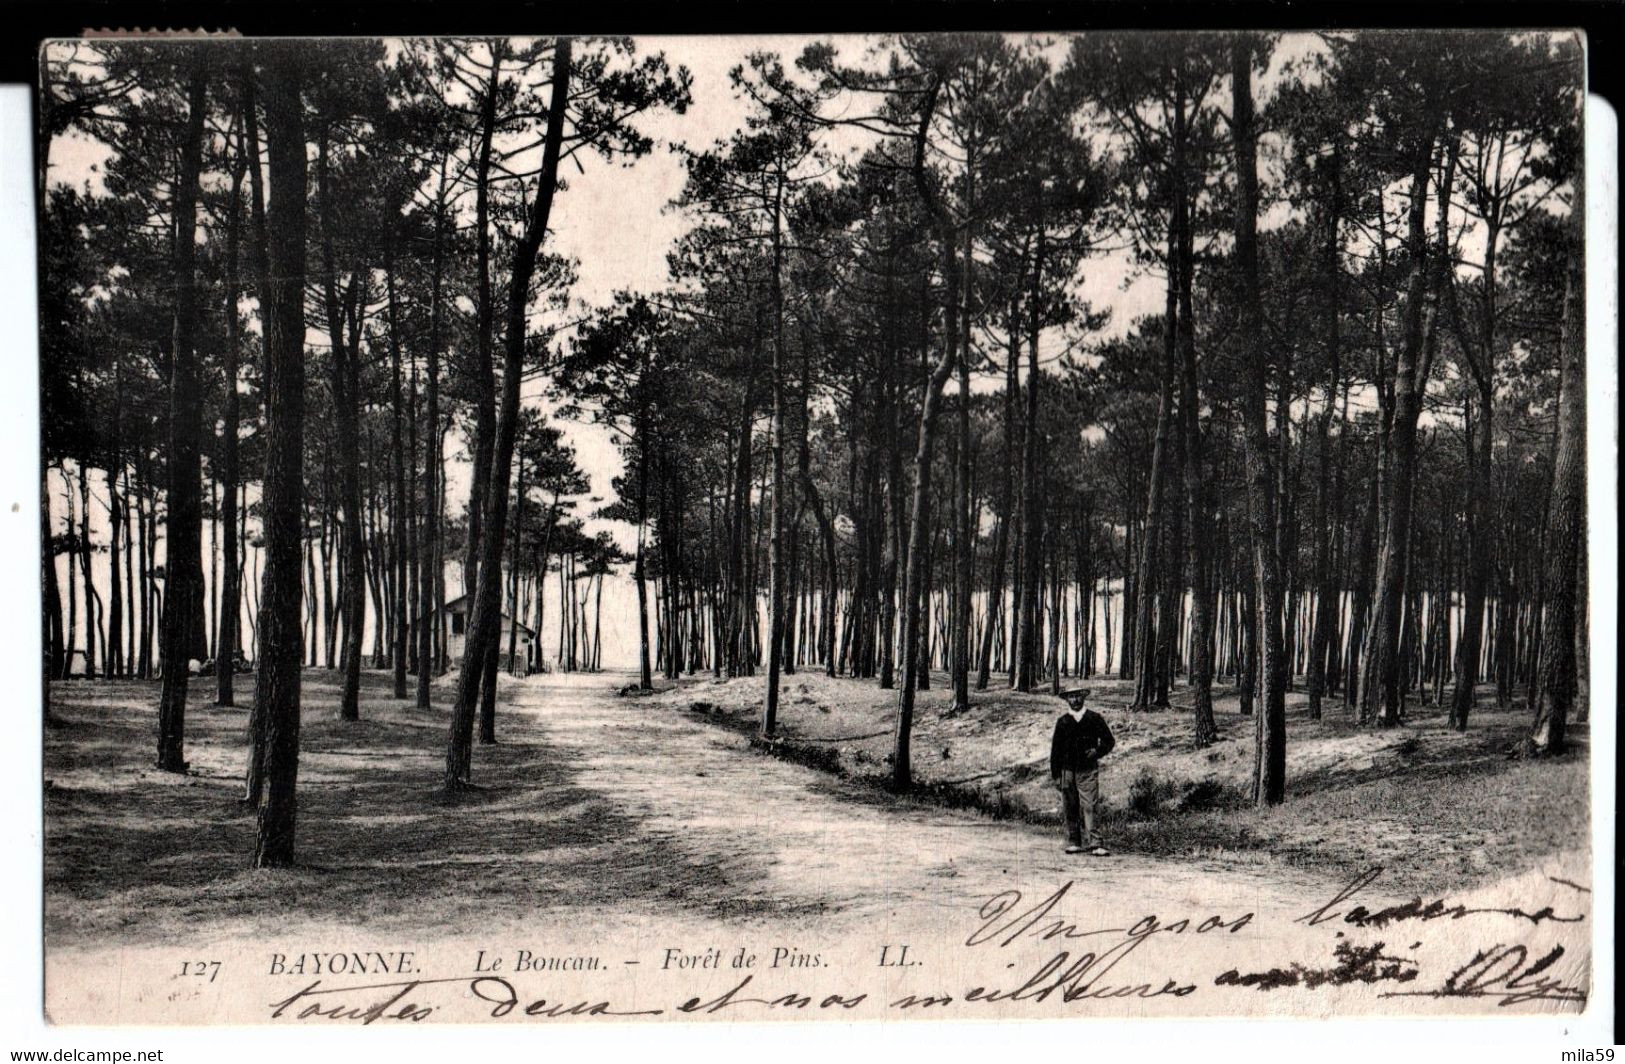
510,670,1329,934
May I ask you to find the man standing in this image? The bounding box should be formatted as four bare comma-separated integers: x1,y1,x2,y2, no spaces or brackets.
1050,687,1115,856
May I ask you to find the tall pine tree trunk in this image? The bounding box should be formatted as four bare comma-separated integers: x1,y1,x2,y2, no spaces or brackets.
217,150,244,706
448,40,570,789
108,379,124,678
417,163,447,710
42,463,64,688
1174,81,1216,746
893,75,957,787
879,352,904,690
156,61,207,773
950,156,975,712
1016,236,1046,693
252,45,308,866
317,128,365,722
976,320,1019,690
764,168,788,736
1307,144,1342,720
1448,215,1500,730
635,420,654,690
1528,158,1585,756
1232,39,1286,806
77,460,97,678
62,468,77,680
387,254,409,700
1360,131,1450,727
1132,229,1175,707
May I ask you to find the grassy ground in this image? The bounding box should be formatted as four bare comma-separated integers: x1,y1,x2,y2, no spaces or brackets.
654,668,1590,896
43,670,787,946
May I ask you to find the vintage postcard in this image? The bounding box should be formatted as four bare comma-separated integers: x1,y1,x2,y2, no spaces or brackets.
26,26,1614,1040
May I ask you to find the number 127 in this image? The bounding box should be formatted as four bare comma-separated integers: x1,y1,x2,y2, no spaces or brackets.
179,960,221,983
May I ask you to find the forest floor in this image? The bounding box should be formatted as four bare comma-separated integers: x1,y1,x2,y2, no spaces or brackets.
42,667,1588,954
653,668,1591,897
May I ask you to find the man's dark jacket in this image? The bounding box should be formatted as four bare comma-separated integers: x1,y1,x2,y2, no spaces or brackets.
1050,708,1116,776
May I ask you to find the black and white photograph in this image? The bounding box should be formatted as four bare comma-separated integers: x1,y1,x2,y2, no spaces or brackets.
20,22,1615,1041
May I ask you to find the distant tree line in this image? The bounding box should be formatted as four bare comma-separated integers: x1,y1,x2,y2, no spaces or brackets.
39,30,1585,866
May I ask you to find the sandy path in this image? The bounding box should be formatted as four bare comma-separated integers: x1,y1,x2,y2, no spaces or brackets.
508,669,1330,934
